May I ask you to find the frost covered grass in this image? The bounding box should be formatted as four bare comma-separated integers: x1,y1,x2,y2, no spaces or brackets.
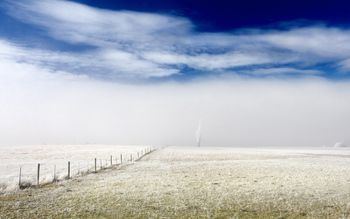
0,145,151,193
1,146,350,218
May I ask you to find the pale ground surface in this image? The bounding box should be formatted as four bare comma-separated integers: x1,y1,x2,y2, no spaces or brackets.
1,146,350,218
0,145,150,192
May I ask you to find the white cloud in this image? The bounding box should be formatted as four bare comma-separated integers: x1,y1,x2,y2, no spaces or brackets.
3,0,350,78
143,52,274,70
0,39,179,78
338,58,350,72
99,50,179,77
259,27,350,59
5,0,191,48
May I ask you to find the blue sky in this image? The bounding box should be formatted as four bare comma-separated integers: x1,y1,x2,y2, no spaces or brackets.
74,0,350,31
1,0,350,81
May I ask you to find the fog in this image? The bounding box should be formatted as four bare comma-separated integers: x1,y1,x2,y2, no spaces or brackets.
0,59,349,147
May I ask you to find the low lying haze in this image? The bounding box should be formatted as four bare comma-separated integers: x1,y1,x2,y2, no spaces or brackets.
1,59,349,147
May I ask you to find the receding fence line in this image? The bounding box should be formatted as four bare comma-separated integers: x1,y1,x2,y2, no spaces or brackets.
17,147,155,190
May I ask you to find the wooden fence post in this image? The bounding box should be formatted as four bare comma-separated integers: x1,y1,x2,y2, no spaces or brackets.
53,164,56,182
37,163,40,187
110,155,112,166
68,161,71,179
94,158,97,172
18,167,22,187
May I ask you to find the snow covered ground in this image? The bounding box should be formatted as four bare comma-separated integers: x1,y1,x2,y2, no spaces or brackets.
0,145,151,193
1,146,350,218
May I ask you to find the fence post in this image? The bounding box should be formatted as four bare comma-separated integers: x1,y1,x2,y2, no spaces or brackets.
94,158,97,173
37,163,40,187
53,164,56,182
110,155,113,166
19,167,22,187
68,161,71,179
100,159,102,169
120,154,123,164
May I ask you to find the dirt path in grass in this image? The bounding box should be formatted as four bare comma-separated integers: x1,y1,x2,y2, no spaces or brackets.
1,146,350,219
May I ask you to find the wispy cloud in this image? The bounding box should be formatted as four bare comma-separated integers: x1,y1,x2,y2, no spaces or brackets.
0,40,179,79
338,59,350,72
236,67,322,76
4,0,192,48
1,0,350,80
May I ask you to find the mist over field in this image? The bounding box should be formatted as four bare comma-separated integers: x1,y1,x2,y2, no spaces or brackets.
0,58,349,147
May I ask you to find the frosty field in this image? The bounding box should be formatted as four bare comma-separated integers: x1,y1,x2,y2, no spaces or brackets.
1,146,350,218
0,145,150,193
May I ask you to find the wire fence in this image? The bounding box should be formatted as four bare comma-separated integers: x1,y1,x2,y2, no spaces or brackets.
15,146,154,189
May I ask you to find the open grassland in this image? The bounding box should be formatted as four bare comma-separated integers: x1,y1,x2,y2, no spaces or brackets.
1,146,350,218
